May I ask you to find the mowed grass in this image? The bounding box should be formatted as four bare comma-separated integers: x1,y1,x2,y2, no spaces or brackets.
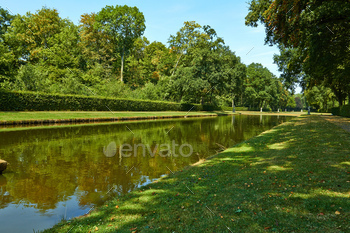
44,115,350,232
0,111,228,122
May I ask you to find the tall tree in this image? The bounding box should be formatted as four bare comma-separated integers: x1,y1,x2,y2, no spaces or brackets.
0,7,15,83
95,5,146,82
79,13,114,69
167,22,230,104
246,0,350,105
244,63,278,109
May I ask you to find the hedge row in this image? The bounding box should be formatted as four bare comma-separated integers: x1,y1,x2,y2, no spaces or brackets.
331,105,350,117
221,106,249,111
0,90,222,112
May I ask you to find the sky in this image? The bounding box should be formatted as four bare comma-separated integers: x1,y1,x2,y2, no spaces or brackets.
0,0,300,92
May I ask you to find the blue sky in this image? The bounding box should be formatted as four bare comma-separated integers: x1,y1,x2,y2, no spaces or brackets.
2,0,299,91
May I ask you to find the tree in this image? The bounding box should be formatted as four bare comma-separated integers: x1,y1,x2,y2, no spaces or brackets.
305,86,336,111
244,63,274,109
220,48,246,109
6,7,64,63
167,22,234,104
79,13,114,70
142,41,176,83
246,0,350,105
95,5,146,83
0,7,15,84
0,7,13,40
125,36,149,87
273,46,306,93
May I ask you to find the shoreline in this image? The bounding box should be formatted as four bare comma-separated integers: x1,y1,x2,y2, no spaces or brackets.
0,111,309,126
0,112,230,126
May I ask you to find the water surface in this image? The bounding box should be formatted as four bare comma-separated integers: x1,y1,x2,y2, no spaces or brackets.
0,115,293,232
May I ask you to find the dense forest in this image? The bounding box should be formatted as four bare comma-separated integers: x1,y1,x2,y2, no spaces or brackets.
1,4,338,111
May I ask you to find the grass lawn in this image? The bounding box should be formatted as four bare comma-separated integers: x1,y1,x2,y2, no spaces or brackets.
0,110,314,123
0,111,230,122
0,111,309,125
43,115,350,232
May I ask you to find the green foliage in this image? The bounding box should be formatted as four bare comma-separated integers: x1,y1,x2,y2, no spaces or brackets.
0,7,14,39
305,86,336,111
243,63,292,110
0,5,294,112
95,5,146,82
12,64,49,92
0,89,221,112
221,106,248,111
246,0,350,105
332,105,350,117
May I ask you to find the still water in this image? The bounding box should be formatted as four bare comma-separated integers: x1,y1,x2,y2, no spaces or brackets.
0,115,293,232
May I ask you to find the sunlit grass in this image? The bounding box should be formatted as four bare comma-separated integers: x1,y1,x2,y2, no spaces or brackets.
44,115,350,232
0,111,228,122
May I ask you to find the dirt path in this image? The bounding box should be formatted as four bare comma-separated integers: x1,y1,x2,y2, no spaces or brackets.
322,115,350,133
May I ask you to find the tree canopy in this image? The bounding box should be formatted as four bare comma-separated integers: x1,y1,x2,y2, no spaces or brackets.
0,5,295,111
95,5,146,82
246,0,350,106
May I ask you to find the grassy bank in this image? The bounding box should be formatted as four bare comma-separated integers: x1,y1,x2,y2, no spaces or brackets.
0,111,231,124
44,115,349,232
0,111,306,126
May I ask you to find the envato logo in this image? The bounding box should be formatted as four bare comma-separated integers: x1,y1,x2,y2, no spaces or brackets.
103,141,193,158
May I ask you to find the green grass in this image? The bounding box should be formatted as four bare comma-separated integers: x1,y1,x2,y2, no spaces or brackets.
0,111,229,122
44,115,349,232
0,110,315,123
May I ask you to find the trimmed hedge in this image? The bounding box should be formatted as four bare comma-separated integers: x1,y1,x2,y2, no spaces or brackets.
221,106,249,111
0,90,222,112
332,105,350,117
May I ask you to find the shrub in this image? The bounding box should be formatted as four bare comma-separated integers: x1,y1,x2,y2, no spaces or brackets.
221,106,248,111
0,89,221,112
340,105,350,117
332,105,350,117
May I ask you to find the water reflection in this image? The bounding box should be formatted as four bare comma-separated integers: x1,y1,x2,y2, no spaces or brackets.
0,115,292,232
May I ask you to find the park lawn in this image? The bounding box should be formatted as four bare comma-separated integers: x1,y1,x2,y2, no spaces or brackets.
0,111,229,122
44,115,350,233
0,110,311,123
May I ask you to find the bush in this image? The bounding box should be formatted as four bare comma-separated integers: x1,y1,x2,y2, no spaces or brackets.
332,105,350,117
221,106,248,111
0,89,221,112
13,64,50,92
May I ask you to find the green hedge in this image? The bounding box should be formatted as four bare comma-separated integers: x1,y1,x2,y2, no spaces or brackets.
0,90,222,112
332,105,350,117
221,106,249,111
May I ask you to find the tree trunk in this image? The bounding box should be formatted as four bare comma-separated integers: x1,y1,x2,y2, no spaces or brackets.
232,97,235,113
120,46,125,83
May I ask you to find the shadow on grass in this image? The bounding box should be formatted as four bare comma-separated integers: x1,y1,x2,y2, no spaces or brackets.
45,115,350,232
